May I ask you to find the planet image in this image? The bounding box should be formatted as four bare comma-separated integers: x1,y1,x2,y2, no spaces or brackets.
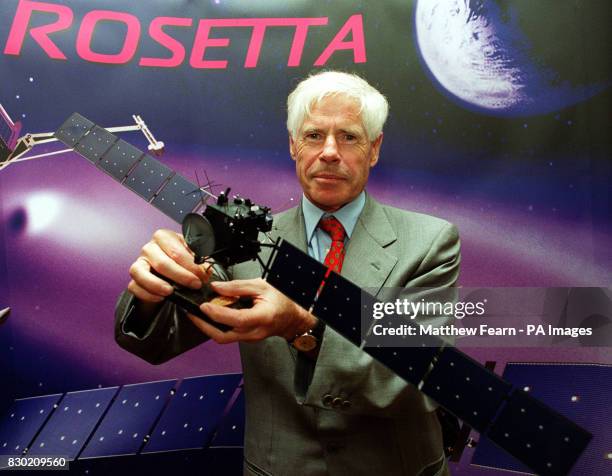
414,0,610,116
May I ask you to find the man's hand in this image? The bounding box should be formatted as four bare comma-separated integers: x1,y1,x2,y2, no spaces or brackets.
188,278,318,344
127,229,211,304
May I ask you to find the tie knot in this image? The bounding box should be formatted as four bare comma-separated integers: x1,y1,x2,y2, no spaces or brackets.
319,216,346,242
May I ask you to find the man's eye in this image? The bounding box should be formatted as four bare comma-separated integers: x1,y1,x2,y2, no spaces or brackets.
306,133,321,140
342,134,357,142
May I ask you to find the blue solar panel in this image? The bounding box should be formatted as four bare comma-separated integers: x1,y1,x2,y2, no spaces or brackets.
54,113,94,147
143,374,242,453
80,380,177,458
487,388,592,476
266,240,327,310
474,363,610,476
97,139,144,181
28,387,118,460
313,272,376,345
124,156,173,201
74,126,118,164
0,394,62,455
421,347,512,432
211,389,245,447
151,174,203,223
366,346,439,387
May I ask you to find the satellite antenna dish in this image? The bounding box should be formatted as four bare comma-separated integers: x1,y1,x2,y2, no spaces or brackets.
182,213,215,262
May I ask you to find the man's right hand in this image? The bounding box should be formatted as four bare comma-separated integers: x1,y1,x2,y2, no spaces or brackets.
127,229,211,304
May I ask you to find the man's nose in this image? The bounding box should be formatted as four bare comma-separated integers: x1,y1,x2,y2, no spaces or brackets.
320,135,340,161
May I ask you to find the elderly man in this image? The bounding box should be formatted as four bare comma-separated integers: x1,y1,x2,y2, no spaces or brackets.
115,71,460,476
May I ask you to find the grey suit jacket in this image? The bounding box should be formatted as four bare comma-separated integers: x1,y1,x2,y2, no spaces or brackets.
115,194,461,476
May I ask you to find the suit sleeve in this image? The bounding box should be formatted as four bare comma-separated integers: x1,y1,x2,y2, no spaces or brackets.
114,290,210,365
296,222,461,416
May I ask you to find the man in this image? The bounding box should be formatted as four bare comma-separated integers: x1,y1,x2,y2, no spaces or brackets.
115,71,460,475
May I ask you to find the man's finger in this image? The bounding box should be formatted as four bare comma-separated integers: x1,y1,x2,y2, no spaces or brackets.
127,279,167,303
129,258,174,297
210,278,267,297
151,230,209,282
142,241,202,289
201,302,257,328
187,313,251,344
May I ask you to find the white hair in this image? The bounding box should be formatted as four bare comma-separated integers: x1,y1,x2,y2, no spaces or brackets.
287,71,389,141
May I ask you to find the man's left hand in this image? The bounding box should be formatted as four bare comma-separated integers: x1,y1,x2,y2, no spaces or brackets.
188,278,317,344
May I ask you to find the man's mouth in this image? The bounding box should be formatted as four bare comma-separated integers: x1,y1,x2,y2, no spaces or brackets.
313,174,345,180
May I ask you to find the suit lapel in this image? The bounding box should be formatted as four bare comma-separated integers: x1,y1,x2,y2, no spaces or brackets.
272,205,308,253
342,194,398,294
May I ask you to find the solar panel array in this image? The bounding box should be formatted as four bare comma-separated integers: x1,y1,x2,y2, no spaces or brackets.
0,375,242,463
473,363,612,476
55,113,203,224
54,113,593,475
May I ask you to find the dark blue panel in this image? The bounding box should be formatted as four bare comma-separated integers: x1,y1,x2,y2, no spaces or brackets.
151,174,203,223
487,388,592,476
210,389,245,447
54,113,94,147
80,380,177,459
143,374,242,454
124,156,173,201
366,346,439,387
313,272,375,345
28,387,118,460
474,363,611,476
266,240,327,310
421,347,511,432
74,126,118,164
97,139,145,182
0,394,62,455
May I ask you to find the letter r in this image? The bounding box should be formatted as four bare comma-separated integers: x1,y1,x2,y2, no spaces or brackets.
4,0,73,59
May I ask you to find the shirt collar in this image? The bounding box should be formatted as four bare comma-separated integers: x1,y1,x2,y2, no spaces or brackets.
302,191,366,244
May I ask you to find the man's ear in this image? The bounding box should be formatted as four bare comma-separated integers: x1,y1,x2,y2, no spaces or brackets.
289,134,297,161
370,133,383,167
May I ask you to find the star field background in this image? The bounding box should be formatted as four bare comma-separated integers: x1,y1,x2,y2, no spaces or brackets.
0,0,610,445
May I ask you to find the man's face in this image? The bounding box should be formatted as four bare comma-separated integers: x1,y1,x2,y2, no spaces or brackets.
289,95,383,212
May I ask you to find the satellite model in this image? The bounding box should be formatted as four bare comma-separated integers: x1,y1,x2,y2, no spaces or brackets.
0,110,593,475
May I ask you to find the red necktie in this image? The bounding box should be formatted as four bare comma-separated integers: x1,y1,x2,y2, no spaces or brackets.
318,216,346,276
